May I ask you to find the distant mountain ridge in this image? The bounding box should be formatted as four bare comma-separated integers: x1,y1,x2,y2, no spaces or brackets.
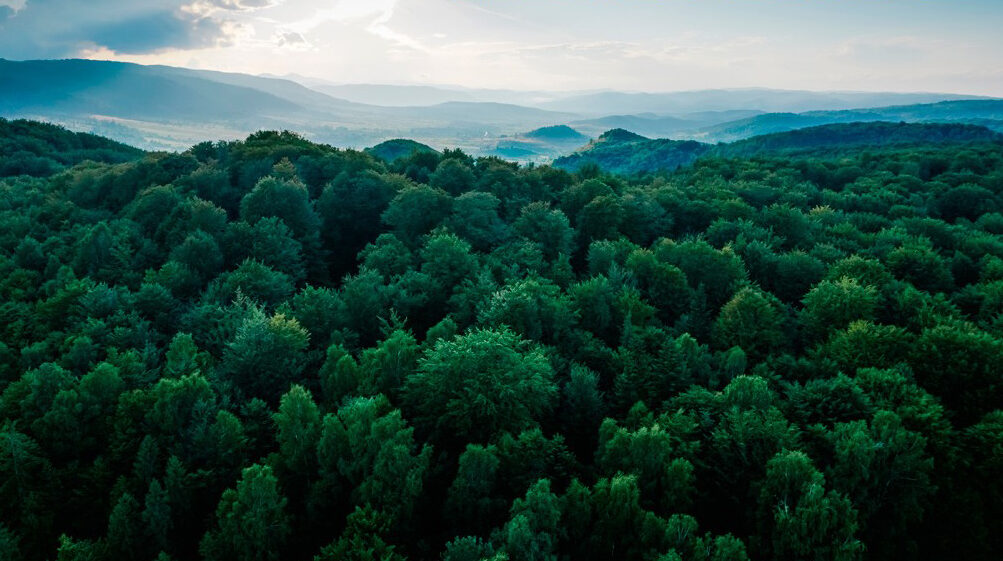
0,59,580,151
537,88,993,116
0,58,308,123
2,58,999,157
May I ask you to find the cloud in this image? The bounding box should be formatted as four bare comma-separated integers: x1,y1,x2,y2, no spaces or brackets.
0,0,264,58
274,29,309,50
210,0,278,9
83,9,225,54
282,0,428,51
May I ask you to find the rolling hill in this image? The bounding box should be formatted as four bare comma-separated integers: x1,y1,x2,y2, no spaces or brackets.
365,139,439,162
0,58,310,123
0,117,144,177
487,125,590,160
718,121,1003,156
553,129,710,175
692,99,1003,142
554,121,1003,175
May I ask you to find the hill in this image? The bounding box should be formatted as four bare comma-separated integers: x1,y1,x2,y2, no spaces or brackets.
524,125,588,142
717,121,1003,157
555,121,1003,175
365,139,439,162
485,125,589,161
0,59,313,123
569,111,764,138
696,99,1003,142
0,118,144,177
553,128,709,175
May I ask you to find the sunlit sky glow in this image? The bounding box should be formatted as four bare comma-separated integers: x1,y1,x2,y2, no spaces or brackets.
1,0,1001,94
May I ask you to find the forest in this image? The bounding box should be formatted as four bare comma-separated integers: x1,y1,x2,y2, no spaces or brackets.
0,117,1002,561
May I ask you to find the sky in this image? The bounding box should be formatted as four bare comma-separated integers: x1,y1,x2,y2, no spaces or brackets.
0,0,1001,94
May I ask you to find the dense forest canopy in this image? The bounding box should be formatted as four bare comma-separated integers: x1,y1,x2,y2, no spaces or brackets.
0,118,144,177
1,120,1002,561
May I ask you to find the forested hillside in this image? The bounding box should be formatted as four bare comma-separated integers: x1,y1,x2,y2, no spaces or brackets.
0,118,144,177
1,120,1002,561
555,121,1002,176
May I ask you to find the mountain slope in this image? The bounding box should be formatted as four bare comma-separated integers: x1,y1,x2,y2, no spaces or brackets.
554,121,1003,175
0,118,144,177
523,125,588,142
696,99,1003,142
717,121,1003,157
171,66,363,111
553,129,709,175
0,59,586,152
0,59,310,123
366,139,438,162
488,125,589,160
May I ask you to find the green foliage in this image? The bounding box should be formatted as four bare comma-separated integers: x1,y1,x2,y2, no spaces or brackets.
220,309,308,403
403,328,557,445
315,395,430,524
800,277,878,339
314,507,406,561
712,287,786,361
756,451,864,561
2,124,1002,561
0,118,143,178
201,464,290,561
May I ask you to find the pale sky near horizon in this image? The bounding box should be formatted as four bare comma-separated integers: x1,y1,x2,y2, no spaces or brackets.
0,0,1001,94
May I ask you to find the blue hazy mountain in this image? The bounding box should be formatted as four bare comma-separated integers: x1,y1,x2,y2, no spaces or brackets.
3,58,999,156
0,59,579,150
0,58,312,122
537,88,992,116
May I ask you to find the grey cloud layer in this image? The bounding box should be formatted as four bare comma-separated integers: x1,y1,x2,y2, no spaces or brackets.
0,0,251,57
